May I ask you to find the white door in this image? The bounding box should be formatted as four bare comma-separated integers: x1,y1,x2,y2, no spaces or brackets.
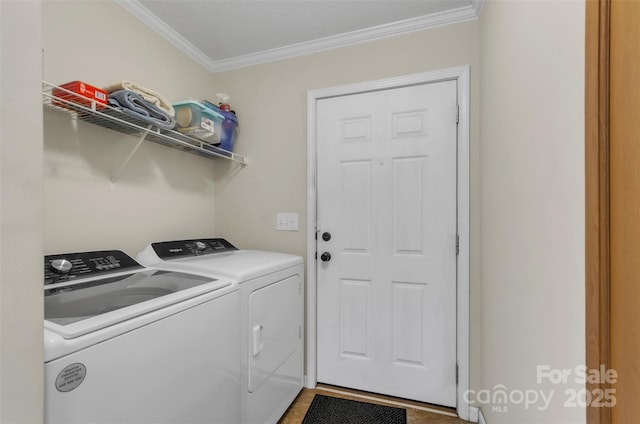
316,80,458,407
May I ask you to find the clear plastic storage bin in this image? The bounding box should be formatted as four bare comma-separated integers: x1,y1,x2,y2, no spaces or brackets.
173,101,224,145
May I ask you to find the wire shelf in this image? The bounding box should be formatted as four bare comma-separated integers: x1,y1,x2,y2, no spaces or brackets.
42,81,247,166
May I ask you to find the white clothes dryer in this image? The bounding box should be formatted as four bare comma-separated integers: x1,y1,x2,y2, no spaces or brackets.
44,250,240,424
137,239,304,424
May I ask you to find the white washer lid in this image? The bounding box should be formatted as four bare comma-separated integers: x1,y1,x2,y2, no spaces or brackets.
44,269,232,339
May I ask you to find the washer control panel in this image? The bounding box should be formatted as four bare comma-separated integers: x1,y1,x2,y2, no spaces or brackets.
44,250,141,285
151,238,238,259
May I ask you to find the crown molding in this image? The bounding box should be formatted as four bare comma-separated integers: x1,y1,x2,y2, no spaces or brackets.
115,0,215,71
211,2,483,72
117,0,484,73
472,0,485,16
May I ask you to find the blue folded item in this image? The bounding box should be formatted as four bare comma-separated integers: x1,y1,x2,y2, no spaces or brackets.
107,90,176,130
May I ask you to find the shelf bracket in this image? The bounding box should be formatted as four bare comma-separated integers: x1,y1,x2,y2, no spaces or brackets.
111,125,152,183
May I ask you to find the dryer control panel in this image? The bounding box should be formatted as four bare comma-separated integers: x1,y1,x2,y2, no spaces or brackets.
44,250,142,285
151,238,238,260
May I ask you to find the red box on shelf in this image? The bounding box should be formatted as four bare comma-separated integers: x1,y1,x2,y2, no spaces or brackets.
52,81,108,110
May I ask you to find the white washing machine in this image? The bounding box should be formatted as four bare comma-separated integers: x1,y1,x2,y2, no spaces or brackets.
137,238,304,424
44,250,241,424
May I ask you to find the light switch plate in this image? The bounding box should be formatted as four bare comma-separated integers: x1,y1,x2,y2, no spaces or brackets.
276,212,298,231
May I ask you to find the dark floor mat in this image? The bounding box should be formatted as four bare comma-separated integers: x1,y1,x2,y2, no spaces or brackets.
301,394,407,424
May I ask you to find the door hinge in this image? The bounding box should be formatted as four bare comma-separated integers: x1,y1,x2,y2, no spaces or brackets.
456,104,460,124
456,234,460,256
456,364,459,384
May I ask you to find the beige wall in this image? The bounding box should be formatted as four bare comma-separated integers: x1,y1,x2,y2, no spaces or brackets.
41,0,224,256
212,20,480,255
0,1,44,422
213,2,586,421
479,0,585,422
0,0,587,421
211,19,482,392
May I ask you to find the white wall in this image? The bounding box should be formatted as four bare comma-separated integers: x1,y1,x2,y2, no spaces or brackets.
41,0,222,256
0,1,44,422
479,1,585,422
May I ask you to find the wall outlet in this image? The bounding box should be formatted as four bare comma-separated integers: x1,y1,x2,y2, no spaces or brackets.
276,212,299,231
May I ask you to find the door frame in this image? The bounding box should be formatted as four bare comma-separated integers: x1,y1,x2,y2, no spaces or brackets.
585,1,611,423
305,65,471,420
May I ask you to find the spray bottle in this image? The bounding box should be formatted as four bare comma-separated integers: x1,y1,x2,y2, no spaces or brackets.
216,93,231,112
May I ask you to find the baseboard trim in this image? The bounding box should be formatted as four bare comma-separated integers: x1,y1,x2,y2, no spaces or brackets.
478,407,488,424
469,406,479,422
468,406,488,424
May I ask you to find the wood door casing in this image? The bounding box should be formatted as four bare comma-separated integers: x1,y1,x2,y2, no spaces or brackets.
609,0,640,421
585,0,611,422
586,0,640,422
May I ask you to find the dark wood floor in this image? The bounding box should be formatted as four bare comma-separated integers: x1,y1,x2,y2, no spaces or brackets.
278,384,471,424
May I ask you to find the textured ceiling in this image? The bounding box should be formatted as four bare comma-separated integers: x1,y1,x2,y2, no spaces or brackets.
118,0,481,72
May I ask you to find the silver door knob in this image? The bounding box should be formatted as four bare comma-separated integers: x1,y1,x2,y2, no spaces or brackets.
320,252,332,262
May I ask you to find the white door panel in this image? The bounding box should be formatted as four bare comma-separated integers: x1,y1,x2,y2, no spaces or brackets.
317,80,457,406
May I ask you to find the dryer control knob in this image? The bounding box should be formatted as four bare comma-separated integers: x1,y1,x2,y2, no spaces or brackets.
50,258,73,274
195,241,207,250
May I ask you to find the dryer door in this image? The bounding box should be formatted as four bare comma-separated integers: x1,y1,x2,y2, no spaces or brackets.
248,275,301,392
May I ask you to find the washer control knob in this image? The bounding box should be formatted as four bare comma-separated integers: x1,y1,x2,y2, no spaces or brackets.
50,259,73,274
195,241,207,251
